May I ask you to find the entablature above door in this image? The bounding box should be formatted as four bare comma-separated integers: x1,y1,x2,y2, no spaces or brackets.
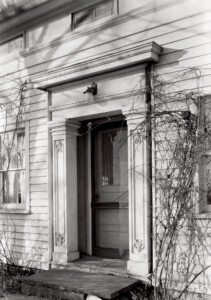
35,41,162,91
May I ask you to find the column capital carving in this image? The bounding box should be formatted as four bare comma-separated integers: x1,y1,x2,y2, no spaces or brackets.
123,111,146,129
122,107,147,127
49,119,81,136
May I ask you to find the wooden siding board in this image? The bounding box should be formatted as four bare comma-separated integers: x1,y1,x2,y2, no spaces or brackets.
30,207,48,214
30,110,46,119
30,147,47,155
30,177,47,184
30,132,47,141
30,169,48,177
30,117,47,127
30,124,47,133
30,192,48,200
30,154,47,163
1,232,48,241
30,162,47,170
0,225,48,234
30,101,47,112
31,199,48,207
30,139,47,148
0,218,48,227
30,184,48,192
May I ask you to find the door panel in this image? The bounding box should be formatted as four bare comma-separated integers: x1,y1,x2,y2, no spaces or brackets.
93,123,129,259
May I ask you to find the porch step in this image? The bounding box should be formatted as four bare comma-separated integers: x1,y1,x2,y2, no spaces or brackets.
51,256,129,278
21,269,139,300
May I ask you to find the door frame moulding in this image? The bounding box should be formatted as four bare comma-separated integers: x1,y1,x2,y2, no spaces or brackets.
47,64,155,278
87,129,92,255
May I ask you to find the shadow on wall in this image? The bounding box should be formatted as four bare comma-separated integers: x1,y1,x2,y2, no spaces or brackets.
158,47,189,67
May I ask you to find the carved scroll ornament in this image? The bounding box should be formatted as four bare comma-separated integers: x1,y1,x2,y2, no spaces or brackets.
55,233,65,246
55,140,63,153
134,238,144,252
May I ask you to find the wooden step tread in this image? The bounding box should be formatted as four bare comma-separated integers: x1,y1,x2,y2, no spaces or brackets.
21,269,139,300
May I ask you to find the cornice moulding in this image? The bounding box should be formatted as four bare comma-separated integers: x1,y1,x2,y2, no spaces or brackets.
34,41,162,90
0,5,157,66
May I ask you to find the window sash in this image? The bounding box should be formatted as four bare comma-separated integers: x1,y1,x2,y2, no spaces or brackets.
73,0,115,29
0,130,25,171
0,35,24,56
0,130,25,205
0,170,25,204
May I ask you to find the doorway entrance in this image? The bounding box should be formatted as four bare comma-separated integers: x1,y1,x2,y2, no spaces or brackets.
92,121,129,259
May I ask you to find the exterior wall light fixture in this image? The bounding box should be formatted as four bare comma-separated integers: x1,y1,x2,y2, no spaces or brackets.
83,82,97,96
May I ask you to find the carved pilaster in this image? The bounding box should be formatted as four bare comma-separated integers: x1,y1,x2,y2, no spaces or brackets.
123,110,152,276
49,119,80,263
54,139,65,249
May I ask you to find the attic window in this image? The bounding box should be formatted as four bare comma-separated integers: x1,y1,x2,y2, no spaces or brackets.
0,35,24,56
73,0,116,29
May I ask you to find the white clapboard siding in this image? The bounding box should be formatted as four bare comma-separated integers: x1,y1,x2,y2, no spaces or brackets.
30,192,48,200
30,169,48,177
31,199,48,207
30,176,47,184
30,184,48,192
30,109,46,119
30,139,47,148
30,124,47,133
30,117,47,127
30,132,47,141
8,239,48,249
30,162,47,170
0,214,48,221
1,225,48,234
7,232,48,242
0,218,48,227
30,147,47,156
30,207,48,214
30,93,48,105
30,154,47,163
158,45,211,68
12,245,48,255
14,240,48,249
12,251,48,262
30,101,47,112
0,114,28,128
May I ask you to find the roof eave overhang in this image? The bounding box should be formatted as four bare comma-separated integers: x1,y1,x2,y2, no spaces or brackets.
0,0,106,43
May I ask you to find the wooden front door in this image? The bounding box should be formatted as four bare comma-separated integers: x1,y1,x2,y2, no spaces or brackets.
92,122,129,259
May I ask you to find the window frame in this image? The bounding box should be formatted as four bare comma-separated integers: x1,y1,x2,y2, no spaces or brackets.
72,0,118,30
0,122,29,214
0,32,25,57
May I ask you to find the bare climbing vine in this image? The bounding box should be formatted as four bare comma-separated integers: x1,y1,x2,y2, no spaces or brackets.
0,78,41,294
137,67,211,300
